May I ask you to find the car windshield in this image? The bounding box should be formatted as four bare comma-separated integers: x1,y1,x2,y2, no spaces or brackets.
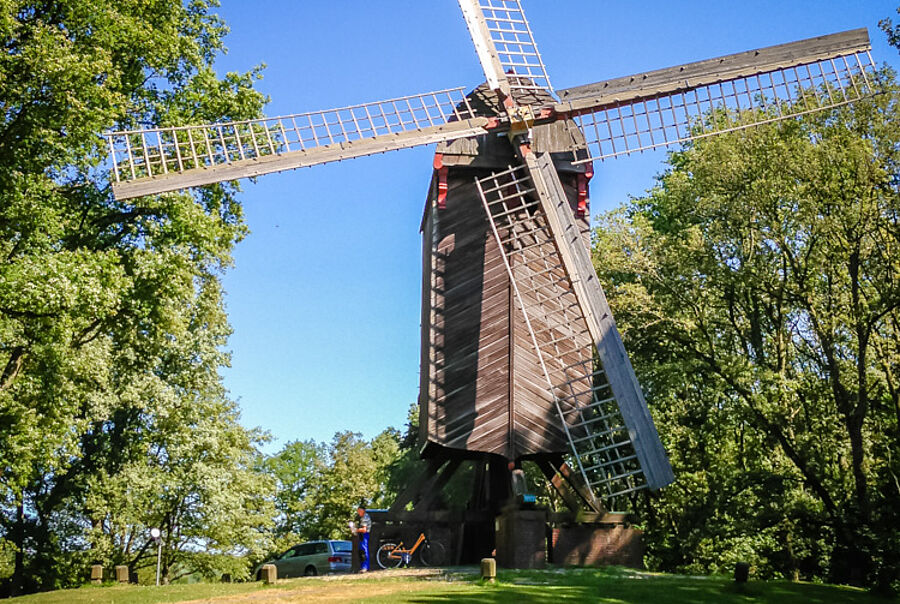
330,540,352,553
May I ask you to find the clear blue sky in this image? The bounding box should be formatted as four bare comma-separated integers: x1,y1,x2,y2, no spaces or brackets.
210,1,900,453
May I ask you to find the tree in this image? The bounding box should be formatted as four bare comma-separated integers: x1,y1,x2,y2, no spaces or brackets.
263,439,327,549
80,278,275,583
265,425,411,549
592,75,900,592
0,0,270,592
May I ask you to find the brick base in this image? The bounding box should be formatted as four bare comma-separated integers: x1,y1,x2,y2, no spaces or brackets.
495,508,548,569
550,523,644,568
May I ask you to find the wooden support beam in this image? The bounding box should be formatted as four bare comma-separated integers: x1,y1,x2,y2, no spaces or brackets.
536,458,584,514
388,458,445,515
469,459,487,510
559,467,605,516
410,459,463,515
549,456,606,515
528,153,674,491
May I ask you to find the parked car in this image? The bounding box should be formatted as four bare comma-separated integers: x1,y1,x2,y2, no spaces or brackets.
258,540,352,578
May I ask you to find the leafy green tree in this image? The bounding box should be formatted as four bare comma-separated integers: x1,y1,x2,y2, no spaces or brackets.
0,0,269,593
593,76,900,591
263,440,327,549
382,403,426,506
265,426,411,548
314,432,383,538
81,278,275,582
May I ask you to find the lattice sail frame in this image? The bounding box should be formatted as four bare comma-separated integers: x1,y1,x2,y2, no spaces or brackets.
476,164,647,505
475,0,554,95
104,16,876,202
566,49,876,163
106,88,479,195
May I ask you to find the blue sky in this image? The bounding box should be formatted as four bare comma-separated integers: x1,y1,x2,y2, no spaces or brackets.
210,1,900,453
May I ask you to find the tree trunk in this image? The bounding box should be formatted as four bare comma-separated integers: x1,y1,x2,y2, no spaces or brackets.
10,500,25,597
0,346,25,391
846,413,870,521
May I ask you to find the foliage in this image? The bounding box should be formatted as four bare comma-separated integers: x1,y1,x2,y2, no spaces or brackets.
0,0,271,593
262,439,327,547
265,427,408,551
592,75,900,592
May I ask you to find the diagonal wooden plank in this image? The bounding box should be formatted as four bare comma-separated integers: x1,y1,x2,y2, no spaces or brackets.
536,457,604,514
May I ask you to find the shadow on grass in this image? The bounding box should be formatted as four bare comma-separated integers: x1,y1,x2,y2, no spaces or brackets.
401,568,881,604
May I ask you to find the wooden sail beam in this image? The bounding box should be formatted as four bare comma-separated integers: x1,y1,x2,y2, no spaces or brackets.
110,118,491,200
108,29,874,201
549,29,876,163
458,0,511,96
527,152,674,491
557,28,870,108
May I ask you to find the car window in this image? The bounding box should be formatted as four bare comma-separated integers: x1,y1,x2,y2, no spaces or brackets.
280,547,299,559
314,542,328,554
296,543,316,556
331,541,352,553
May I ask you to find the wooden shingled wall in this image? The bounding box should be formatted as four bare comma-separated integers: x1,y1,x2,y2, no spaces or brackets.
419,84,592,459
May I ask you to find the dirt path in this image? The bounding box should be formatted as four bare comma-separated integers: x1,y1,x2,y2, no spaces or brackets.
182,568,477,603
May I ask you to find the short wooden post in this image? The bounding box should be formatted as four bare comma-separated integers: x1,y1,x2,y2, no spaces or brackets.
114,565,129,584
260,563,277,584
480,557,496,583
90,564,103,584
351,533,360,572
734,561,750,583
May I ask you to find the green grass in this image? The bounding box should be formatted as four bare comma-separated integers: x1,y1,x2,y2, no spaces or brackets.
11,581,266,604
11,566,887,603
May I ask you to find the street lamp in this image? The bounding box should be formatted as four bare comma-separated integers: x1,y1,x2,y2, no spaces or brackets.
150,528,162,586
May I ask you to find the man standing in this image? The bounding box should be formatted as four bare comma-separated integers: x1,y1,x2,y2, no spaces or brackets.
353,503,372,572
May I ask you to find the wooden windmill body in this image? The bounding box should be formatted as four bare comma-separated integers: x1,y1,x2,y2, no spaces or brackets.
419,85,591,461
102,0,878,565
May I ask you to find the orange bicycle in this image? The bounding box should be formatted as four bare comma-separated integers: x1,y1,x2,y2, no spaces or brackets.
375,533,445,568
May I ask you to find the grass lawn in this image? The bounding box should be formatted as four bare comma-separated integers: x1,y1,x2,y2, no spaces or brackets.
11,566,883,603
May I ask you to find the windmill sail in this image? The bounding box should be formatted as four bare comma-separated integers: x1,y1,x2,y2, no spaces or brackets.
458,0,554,106
106,87,489,200
476,155,674,507
554,29,875,162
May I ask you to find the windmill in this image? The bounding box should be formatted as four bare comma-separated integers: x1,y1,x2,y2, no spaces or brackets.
104,1,876,566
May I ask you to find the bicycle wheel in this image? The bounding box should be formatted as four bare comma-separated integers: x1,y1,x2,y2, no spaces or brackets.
417,540,446,567
376,542,403,569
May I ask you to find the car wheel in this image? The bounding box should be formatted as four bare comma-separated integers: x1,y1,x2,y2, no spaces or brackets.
304,565,317,576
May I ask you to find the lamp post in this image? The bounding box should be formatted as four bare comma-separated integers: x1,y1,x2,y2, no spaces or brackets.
150,528,162,586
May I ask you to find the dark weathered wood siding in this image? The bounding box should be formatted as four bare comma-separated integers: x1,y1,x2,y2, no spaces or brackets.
420,177,511,456
420,140,590,457
419,84,592,459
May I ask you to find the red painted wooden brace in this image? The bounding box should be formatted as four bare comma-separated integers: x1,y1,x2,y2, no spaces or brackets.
576,161,594,217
